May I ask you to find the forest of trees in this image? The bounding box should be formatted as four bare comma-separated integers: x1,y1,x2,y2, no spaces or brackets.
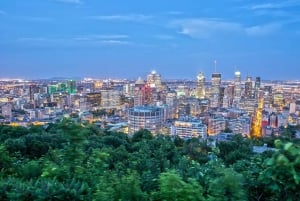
0,119,300,201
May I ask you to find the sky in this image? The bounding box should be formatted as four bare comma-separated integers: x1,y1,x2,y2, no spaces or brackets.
0,0,300,80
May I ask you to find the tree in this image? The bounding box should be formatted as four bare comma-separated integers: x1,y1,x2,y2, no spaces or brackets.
259,140,300,201
207,168,246,201
156,171,205,201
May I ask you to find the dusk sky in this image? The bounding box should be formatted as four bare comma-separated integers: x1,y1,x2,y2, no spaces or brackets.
0,0,300,80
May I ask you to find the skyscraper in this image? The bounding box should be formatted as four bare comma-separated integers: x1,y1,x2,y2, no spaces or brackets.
67,80,77,94
196,72,206,99
134,77,151,106
233,71,241,107
210,73,221,108
234,71,241,98
254,77,261,99
147,71,162,89
244,76,253,99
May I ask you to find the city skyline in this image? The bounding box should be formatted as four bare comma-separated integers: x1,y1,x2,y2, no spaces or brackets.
1,0,300,79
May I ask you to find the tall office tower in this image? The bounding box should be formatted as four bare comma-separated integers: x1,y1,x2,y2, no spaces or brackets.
210,73,221,108
232,71,242,108
166,91,178,119
147,70,162,89
134,77,145,106
134,77,152,106
263,86,273,107
29,84,40,101
254,77,261,98
67,80,77,94
196,72,206,99
244,76,253,99
234,71,241,98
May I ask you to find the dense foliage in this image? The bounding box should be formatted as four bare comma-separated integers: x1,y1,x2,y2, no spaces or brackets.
0,119,300,201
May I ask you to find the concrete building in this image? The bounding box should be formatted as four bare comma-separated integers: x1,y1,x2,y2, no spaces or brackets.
1,103,12,119
128,106,164,134
228,116,251,136
196,72,206,99
208,116,226,136
210,73,221,108
101,89,121,109
172,118,207,139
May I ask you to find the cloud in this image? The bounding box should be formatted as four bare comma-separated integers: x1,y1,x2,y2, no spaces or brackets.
171,18,242,38
97,40,131,45
17,36,131,47
73,34,129,41
86,14,152,22
170,18,283,38
249,1,300,10
245,23,282,36
55,0,83,4
253,9,291,17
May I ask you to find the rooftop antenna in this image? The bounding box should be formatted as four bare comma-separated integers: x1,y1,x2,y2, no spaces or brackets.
214,60,217,73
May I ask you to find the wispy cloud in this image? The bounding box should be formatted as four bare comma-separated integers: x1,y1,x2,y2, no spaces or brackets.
73,34,129,41
245,23,282,36
171,18,283,38
0,10,6,15
249,1,300,10
86,14,152,22
171,18,242,38
17,35,131,47
55,0,83,4
253,9,291,17
97,40,131,45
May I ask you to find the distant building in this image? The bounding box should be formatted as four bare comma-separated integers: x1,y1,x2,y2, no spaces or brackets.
210,73,221,108
172,118,207,139
233,71,241,101
244,76,253,99
128,106,164,134
100,89,121,109
134,77,151,106
196,72,206,99
1,103,12,119
208,116,226,136
228,116,251,136
147,71,162,89
166,91,177,119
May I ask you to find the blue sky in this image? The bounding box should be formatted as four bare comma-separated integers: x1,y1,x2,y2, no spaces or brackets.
0,0,299,80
